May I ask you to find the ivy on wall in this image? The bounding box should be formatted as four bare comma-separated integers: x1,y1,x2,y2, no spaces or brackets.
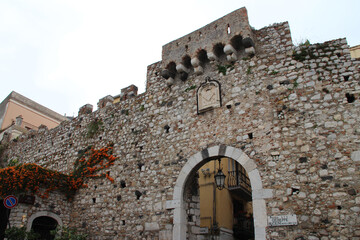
0,143,116,201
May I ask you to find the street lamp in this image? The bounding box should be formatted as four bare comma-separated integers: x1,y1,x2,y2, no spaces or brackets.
214,158,226,190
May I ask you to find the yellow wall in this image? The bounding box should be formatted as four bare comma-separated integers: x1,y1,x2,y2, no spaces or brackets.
113,97,120,104
198,158,233,230
350,45,360,59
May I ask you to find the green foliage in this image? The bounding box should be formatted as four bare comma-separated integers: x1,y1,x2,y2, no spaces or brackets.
292,40,320,62
51,226,88,240
246,66,252,75
184,85,197,92
7,158,19,167
86,119,103,138
269,70,279,75
292,47,317,62
298,39,310,47
293,80,299,88
5,226,40,240
121,109,129,116
217,64,234,76
217,65,227,75
140,105,145,111
315,42,330,51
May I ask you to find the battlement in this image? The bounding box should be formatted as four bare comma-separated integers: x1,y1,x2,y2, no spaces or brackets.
161,7,255,81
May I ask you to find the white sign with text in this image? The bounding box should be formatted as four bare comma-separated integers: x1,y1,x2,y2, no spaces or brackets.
268,215,298,227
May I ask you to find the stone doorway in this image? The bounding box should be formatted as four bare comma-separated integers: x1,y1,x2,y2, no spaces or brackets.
169,145,271,240
184,157,254,240
27,211,62,240
31,216,58,240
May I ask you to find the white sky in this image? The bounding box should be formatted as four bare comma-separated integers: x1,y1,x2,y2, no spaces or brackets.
1,0,359,117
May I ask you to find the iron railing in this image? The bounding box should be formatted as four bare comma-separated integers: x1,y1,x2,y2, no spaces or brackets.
227,170,251,193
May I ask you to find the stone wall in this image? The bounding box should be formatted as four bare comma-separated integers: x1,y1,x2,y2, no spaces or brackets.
3,7,360,240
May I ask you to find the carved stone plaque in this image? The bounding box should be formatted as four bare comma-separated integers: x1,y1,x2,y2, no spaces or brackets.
197,77,221,113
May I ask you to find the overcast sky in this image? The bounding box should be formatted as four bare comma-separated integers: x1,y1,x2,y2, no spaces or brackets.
1,0,359,117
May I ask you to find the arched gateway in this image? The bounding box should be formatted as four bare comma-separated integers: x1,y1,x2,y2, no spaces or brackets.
167,145,273,240
26,211,63,231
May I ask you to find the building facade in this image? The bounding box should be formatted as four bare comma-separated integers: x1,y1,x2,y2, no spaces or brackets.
0,91,67,142
1,7,360,240
350,44,360,59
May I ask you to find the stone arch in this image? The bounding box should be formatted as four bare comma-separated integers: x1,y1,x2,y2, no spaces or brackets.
26,211,63,232
169,145,272,240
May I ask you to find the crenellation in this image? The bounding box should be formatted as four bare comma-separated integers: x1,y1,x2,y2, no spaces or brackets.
78,104,93,116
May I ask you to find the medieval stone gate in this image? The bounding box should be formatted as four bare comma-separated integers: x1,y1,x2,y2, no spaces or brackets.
169,145,270,240
2,7,359,240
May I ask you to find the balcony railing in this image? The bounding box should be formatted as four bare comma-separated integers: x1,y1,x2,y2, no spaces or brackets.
227,170,251,194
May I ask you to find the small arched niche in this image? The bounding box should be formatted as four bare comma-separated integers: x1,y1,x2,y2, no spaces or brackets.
213,43,226,59
182,55,192,69
166,62,177,79
230,35,243,51
196,49,209,64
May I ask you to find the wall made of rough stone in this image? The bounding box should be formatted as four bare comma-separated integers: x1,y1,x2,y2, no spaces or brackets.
4,15,360,240
161,7,253,67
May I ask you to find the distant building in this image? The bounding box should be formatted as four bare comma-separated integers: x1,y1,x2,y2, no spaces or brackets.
0,91,67,141
350,44,360,59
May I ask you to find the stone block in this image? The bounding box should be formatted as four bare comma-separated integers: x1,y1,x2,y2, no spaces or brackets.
191,58,200,67
245,46,255,56
207,146,220,157
207,52,218,61
145,222,160,231
351,151,360,161
176,64,189,73
252,189,273,200
223,44,236,55
159,230,172,240
248,169,263,190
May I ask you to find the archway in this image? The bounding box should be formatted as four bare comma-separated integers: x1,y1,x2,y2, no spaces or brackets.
31,216,57,240
169,145,273,240
26,211,62,240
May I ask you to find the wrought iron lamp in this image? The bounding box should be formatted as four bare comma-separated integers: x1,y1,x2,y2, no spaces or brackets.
214,158,226,190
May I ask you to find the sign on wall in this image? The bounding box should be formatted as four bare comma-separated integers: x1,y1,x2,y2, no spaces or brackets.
197,77,221,114
3,195,18,209
268,215,298,227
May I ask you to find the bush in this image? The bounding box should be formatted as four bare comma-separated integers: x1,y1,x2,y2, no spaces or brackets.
51,226,88,240
4,226,40,240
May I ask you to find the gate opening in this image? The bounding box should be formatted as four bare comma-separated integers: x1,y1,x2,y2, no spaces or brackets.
31,216,58,240
184,157,254,240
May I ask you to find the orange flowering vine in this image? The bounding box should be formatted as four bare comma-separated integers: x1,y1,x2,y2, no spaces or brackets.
0,143,117,201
